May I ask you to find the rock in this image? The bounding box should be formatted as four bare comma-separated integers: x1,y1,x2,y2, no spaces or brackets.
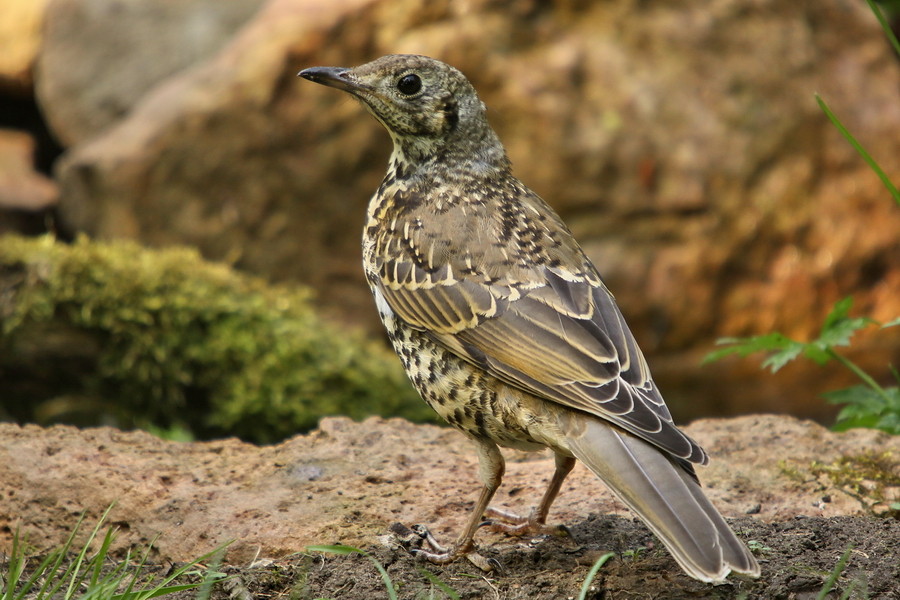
0,0,50,93
0,129,57,211
0,415,896,564
34,0,265,146
51,0,900,420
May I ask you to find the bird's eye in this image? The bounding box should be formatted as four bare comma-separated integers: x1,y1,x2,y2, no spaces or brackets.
396,74,422,95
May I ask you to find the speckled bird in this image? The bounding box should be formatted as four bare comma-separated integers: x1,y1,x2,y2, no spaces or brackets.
299,54,760,583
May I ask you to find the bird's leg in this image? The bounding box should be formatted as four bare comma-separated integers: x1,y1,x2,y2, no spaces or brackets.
484,453,575,536
414,439,504,571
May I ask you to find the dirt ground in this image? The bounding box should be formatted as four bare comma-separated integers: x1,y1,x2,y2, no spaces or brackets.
6,513,899,599
174,514,900,599
1,416,898,599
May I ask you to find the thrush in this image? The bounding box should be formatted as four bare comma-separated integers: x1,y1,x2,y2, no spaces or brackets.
299,54,760,583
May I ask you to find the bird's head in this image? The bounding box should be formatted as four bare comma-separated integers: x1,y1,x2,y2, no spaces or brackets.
300,54,506,170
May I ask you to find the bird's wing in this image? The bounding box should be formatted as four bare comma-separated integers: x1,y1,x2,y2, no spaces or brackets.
374,248,708,466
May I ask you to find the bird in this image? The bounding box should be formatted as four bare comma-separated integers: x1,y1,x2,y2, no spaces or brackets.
298,54,760,583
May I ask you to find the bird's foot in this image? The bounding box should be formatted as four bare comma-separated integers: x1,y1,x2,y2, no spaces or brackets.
482,507,570,538
386,523,500,572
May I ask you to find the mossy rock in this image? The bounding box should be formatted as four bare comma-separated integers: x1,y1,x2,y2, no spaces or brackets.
0,234,432,442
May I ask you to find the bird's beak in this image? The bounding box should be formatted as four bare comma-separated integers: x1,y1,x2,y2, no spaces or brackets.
298,66,367,93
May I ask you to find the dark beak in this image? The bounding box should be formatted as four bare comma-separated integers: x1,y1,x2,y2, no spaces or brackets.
298,66,365,93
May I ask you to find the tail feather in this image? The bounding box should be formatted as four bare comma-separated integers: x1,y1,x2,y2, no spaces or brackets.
559,414,760,582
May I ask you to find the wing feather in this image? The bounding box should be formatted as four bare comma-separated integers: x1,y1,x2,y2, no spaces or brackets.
375,255,706,464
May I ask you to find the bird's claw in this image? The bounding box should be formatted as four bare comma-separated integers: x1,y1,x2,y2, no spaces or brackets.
482,507,570,538
388,523,500,572
411,523,449,554
410,546,501,572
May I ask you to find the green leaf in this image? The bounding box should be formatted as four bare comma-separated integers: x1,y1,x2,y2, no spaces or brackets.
701,345,742,365
825,385,900,435
824,385,883,408
761,343,807,372
815,316,873,348
876,412,900,436
704,332,810,373
821,296,853,330
704,332,800,363
815,297,874,349
799,344,832,366
882,316,900,329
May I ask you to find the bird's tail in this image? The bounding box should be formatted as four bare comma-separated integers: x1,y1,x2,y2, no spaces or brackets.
557,413,760,583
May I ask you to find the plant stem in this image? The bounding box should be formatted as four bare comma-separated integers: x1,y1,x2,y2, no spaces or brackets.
826,348,893,403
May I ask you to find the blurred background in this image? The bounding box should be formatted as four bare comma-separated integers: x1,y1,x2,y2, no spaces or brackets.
1,0,899,443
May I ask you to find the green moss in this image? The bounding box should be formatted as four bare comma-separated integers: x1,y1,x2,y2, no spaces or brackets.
778,451,900,518
809,451,900,516
777,460,810,485
0,234,432,442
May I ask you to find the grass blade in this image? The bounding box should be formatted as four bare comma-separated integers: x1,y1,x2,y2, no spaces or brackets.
816,546,853,600
123,542,233,600
87,522,120,592
34,512,84,599
2,507,229,600
117,544,149,600
112,583,205,600
305,545,362,556
1,527,26,600
307,545,398,600
578,552,615,600
815,94,900,206
864,0,900,57
367,558,398,600
418,568,461,600
61,504,116,599
11,548,61,600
